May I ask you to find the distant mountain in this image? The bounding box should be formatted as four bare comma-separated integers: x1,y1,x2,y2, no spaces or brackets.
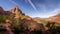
33,17,48,25
44,13,60,23
33,17,42,23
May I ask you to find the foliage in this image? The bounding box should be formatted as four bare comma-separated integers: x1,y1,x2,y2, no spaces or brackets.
0,15,9,23
11,19,22,30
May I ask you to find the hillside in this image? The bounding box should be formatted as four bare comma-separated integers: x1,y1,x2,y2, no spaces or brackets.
44,13,60,23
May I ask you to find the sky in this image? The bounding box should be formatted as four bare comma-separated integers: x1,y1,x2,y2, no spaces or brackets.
0,0,60,18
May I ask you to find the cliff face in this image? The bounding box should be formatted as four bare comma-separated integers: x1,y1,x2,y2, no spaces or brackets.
9,6,25,19
10,6,21,14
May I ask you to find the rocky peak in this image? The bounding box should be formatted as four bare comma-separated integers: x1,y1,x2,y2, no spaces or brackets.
14,6,19,10
9,6,25,19
10,6,23,14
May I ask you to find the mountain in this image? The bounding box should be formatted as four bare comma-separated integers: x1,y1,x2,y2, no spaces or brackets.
0,6,31,19
33,17,42,23
0,7,10,15
44,13,60,23
10,6,22,14
0,6,60,23
9,6,26,19
0,7,5,14
0,7,4,11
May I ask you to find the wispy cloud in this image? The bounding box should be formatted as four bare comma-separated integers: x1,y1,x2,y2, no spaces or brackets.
51,8,60,14
38,4,46,11
25,0,37,11
9,0,19,6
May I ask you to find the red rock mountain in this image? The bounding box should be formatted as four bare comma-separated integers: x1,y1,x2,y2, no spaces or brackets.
0,6,25,15
44,13,60,23
0,7,5,14
0,7,10,15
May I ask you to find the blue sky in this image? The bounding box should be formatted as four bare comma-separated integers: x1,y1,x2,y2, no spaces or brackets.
0,0,60,18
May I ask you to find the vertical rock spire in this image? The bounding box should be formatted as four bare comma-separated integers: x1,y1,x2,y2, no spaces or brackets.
14,6,20,18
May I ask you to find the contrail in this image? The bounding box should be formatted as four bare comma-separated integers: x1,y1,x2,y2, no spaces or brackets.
9,0,19,6
27,0,37,11
9,0,37,11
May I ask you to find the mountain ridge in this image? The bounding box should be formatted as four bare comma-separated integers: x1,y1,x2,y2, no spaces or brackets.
44,13,60,23
0,6,60,23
